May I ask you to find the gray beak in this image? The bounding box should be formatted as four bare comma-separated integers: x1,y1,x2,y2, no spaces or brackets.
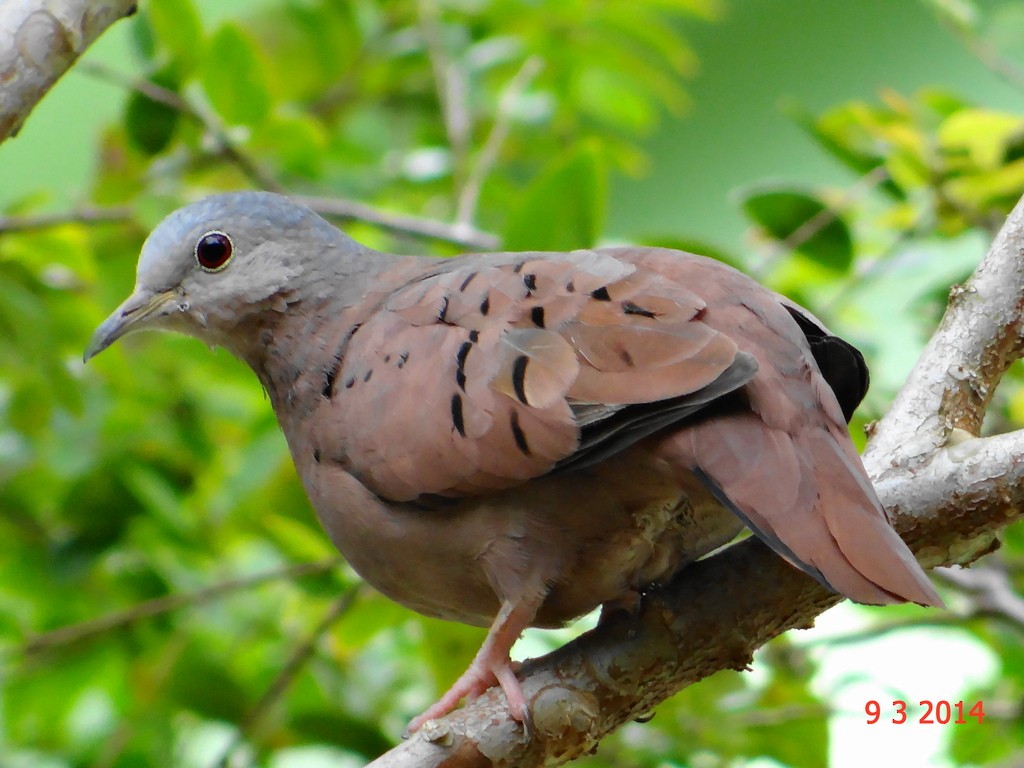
84,288,178,361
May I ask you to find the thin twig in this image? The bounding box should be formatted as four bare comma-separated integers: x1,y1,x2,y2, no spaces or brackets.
937,13,1024,94
455,56,543,227
292,194,500,250
937,563,1024,629
965,36,1024,94
418,0,471,190
213,586,362,768
77,61,285,193
0,205,132,233
16,558,343,657
78,60,189,112
748,165,889,279
817,217,919,317
77,62,499,249
803,615,967,649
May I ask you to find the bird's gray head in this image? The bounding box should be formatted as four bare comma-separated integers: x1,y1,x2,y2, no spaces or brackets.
85,191,363,361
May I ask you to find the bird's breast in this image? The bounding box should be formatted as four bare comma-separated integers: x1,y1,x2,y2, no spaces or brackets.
296,438,743,629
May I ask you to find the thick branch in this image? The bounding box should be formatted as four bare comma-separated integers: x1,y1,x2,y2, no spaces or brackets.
0,0,137,142
369,194,1024,767
18,558,343,657
369,439,1024,767
866,195,1024,477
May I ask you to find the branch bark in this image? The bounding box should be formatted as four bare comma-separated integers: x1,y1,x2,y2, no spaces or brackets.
0,0,137,142
368,195,1024,767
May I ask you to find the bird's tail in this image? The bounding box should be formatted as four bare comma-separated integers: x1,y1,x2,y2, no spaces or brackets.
666,413,943,607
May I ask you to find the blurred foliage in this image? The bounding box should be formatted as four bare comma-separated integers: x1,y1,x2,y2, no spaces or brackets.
2,0,1024,766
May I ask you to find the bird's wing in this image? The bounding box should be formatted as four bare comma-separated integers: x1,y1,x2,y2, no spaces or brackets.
323,249,756,501
605,246,941,607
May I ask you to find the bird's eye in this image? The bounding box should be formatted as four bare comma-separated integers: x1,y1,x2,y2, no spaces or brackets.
195,231,234,272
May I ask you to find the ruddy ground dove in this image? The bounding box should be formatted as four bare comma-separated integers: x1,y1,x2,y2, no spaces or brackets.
86,191,942,731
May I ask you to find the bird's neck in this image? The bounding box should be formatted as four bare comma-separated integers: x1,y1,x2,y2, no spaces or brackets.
229,252,441,426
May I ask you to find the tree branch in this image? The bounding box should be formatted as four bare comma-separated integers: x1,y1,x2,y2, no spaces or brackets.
290,194,500,251
0,204,132,233
0,0,137,142
213,586,362,768
15,558,343,658
866,191,1024,474
77,60,287,194
367,194,1024,766
455,56,543,227
418,0,471,193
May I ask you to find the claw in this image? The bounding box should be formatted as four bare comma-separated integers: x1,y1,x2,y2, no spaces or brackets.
405,598,540,734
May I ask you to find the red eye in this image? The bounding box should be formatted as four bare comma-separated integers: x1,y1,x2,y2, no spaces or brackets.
195,231,233,272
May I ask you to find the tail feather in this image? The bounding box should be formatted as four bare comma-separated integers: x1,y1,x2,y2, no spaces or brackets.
665,414,943,608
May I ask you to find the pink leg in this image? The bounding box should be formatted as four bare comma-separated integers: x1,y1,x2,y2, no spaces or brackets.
406,598,539,733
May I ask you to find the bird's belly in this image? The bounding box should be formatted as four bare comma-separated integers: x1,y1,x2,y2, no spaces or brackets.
534,459,745,626
301,447,744,629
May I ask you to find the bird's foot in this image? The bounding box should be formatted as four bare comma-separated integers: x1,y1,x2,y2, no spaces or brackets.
598,588,643,625
405,655,528,735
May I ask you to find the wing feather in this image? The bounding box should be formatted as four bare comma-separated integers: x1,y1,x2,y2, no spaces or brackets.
316,249,750,501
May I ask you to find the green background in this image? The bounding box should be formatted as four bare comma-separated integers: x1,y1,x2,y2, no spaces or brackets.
3,1,1024,767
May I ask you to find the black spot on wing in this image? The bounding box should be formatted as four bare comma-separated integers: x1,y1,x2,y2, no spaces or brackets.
456,341,472,369
622,301,656,319
511,356,529,404
591,286,611,301
510,411,530,455
480,295,491,316
530,306,546,328
523,273,537,292
322,363,338,399
322,323,364,399
458,272,479,291
451,393,466,436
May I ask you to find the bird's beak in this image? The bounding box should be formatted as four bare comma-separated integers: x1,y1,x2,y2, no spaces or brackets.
84,288,178,362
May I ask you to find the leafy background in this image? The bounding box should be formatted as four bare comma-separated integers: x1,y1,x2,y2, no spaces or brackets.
2,0,1024,766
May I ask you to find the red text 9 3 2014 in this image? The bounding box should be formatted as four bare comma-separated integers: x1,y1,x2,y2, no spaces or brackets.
865,700,985,725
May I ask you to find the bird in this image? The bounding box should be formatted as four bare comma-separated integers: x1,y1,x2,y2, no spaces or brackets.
86,191,942,732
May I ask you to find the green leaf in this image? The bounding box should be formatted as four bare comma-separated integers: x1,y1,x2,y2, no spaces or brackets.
146,0,204,76
577,66,659,134
739,185,854,272
124,69,180,156
791,101,883,175
290,710,391,757
503,141,607,251
946,158,1024,209
251,113,329,178
167,644,249,722
200,24,271,127
938,108,1024,169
